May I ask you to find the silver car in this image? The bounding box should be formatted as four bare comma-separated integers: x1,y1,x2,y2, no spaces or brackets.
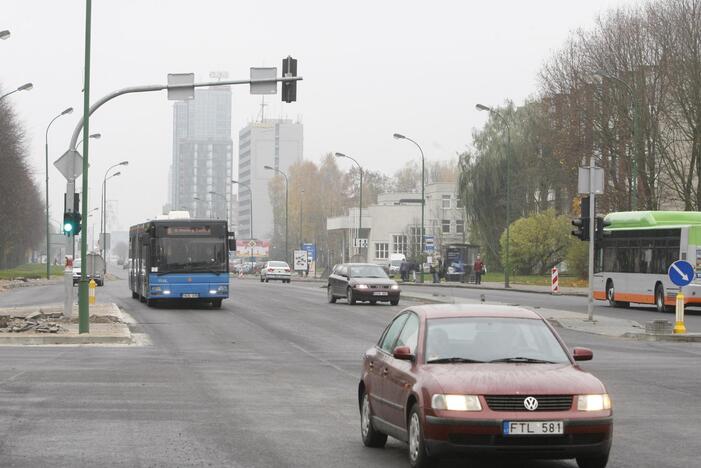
260,261,292,283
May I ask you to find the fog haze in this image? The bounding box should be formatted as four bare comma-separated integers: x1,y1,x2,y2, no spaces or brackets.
2,0,638,230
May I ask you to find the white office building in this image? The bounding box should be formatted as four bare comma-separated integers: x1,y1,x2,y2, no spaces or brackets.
236,119,303,240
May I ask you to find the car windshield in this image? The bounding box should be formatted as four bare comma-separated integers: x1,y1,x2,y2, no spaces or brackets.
425,317,569,364
268,261,289,268
157,237,227,273
349,265,388,278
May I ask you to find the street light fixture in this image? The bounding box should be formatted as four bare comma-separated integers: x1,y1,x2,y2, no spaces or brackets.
476,103,512,288
264,165,289,263
101,161,128,262
232,180,253,239
594,69,641,210
0,82,33,101
335,152,364,260
393,133,425,283
45,106,74,278
77,132,101,147
0,30,10,40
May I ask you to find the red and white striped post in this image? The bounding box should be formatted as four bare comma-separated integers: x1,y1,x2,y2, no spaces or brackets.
551,267,559,294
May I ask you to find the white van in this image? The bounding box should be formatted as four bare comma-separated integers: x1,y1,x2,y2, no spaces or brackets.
388,253,406,276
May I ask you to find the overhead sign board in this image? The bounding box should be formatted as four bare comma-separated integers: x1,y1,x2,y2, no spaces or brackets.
167,73,195,100
668,260,694,287
250,67,277,95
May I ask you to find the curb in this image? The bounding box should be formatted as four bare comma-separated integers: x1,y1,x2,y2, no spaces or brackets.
0,333,132,345
622,332,701,342
401,281,588,298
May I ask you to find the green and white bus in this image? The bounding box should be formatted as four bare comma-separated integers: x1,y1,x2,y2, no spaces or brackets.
594,211,701,311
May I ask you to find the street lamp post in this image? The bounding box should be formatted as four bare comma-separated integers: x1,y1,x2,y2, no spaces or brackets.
45,106,74,278
208,191,228,221
86,208,99,251
232,180,253,239
101,160,128,263
0,82,33,101
264,165,288,263
595,70,641,210
299,188,305,249
334,153,364,260
393,133,425,283
77,132,101,148
476,103,512,288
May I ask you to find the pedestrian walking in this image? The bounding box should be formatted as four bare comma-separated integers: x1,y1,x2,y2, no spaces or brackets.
473,255,485,285
399,260,408,282
431,257,440,283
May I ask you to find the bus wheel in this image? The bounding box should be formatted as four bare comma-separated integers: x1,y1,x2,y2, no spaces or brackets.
211,299,222,309
132,291,139,299
655,284,672,313
606,280,629,308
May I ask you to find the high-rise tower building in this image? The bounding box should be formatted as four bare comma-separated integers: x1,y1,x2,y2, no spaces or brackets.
170,87,233,221
237,119,303,240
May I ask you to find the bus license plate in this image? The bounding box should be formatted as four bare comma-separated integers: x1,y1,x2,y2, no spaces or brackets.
373,291,388,296
182,293,199,298
503,421,563,435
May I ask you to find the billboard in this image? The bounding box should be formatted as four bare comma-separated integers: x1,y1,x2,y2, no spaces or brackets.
235,239,270,258
293,250,308,271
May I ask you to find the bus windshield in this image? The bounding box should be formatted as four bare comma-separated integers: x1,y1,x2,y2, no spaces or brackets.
157,237,226,273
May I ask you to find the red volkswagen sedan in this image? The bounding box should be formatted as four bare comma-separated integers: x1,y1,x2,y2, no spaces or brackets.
358,304,612,468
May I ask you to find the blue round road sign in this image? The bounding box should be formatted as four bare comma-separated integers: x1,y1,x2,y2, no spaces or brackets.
668,260,695,287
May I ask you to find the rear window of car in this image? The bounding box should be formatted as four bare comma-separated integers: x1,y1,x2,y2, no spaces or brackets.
425,317,569,364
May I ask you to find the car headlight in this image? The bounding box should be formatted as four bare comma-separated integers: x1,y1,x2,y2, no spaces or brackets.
432,394,482,411
390,284,400,290
577,394,611,411
355,284,369,289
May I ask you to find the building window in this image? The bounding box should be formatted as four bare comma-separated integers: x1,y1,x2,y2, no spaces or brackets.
456,196,464,208
392,235,408,255
442,195,451,209
375,242,389,259
456,219,465,234
442,220,451,233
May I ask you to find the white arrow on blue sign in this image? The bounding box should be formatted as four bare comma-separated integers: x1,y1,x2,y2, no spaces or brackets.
668,260,695,287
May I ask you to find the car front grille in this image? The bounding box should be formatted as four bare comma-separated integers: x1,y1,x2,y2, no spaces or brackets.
485,395,573,411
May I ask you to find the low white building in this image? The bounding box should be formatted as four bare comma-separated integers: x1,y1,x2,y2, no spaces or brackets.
326,183,466,265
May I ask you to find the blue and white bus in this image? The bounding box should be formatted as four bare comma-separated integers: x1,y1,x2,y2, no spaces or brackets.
128,219,235,308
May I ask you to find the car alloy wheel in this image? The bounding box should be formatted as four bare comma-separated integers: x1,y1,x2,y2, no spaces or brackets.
361,394,371,439
409,412,421,463
360,391,387,447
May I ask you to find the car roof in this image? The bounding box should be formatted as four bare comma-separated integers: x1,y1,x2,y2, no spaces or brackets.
407,304,543,320
343,263,383,266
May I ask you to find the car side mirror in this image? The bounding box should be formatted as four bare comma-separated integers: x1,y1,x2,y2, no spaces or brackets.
393,346,414,361
572,347,593,361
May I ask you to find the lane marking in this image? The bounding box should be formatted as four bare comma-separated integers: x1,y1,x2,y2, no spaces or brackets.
288,342,358,380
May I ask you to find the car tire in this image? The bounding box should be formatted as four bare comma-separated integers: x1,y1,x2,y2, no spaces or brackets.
369,300,377,305
347,287,356,305
408,404,437,468
327,285,336,303
265,278,269,283
576,454,609,468
390,299,399,306
360,390,387,448
260,276,264,283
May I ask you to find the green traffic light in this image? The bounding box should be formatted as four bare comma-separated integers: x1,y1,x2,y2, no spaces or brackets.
64,222,73,232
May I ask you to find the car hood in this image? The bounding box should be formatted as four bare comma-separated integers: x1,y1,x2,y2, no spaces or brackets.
350,278,396,286
422,363,605,395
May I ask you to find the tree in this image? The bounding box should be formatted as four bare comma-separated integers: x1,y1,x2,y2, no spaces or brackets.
392,161,421,192
499,209,574,275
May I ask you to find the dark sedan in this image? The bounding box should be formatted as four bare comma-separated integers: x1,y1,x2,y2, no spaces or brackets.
328,263,401,305
358,304,612,468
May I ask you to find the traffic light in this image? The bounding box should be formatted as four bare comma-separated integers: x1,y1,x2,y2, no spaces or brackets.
62,212,82,236
281,56,297,103
595,216,611,241
571,195,591,241
571,217,590,241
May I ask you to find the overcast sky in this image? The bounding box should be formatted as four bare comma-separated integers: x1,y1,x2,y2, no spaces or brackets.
2,0,640,231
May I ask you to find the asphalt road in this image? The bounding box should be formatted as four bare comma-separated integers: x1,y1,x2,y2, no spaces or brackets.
1,274,700,467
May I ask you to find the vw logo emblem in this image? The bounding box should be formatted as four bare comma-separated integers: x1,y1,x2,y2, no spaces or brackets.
523,396,539,411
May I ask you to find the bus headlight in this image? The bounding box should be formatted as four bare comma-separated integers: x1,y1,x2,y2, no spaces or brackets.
217,285,228,293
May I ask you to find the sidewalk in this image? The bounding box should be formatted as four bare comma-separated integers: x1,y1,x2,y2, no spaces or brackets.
400,290,701,342
404,280,588,297
0,302,141,346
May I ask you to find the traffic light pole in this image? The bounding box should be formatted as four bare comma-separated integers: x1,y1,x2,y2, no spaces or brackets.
63,69,302,332
587,156,596,322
